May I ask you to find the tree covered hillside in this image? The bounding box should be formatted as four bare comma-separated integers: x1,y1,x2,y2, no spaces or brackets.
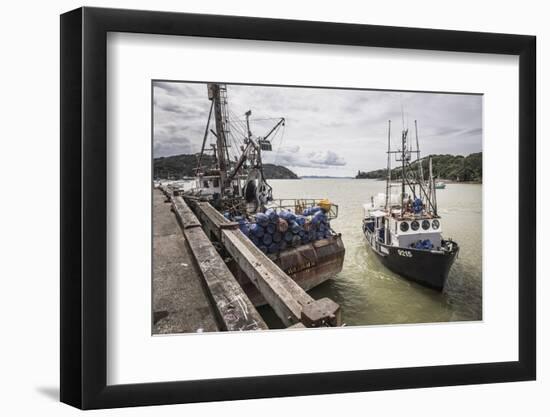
356,152,482,182
153,153,299,179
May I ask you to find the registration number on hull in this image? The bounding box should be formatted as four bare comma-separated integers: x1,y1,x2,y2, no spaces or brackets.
397,249,413,258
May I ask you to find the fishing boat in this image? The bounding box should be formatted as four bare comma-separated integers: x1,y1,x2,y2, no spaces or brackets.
435,181,446,189
176,83,345,303
362,119,459,290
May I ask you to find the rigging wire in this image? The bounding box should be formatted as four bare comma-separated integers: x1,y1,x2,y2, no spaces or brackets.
226,109,250,164
231,122,248,141
228,110,249,139
226,132,238,161
272,123,286,166
248,117,282,122
228,116,281,123
227,112,246,137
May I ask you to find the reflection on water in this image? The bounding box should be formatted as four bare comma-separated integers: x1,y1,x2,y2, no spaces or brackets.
259,178,482,327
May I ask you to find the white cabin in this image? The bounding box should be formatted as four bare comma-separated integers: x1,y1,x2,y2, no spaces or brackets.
194,175,222,196
363,202,443,250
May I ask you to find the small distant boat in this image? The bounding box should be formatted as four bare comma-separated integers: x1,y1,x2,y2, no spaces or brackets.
435,181,446,189
362,119,459,291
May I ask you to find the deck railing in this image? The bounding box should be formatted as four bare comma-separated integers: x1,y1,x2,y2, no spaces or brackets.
268,198,339,220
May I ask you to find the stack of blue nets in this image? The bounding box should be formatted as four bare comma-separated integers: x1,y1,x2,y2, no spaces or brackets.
225,206,333,254
413,239,434,250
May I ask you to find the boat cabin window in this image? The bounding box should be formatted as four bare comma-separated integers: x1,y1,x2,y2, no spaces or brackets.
213,179,219,188
203,180,209,188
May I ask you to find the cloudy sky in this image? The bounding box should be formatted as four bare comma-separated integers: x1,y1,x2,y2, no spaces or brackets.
153,81,482,177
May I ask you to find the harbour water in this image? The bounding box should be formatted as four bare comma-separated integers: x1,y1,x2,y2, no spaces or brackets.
261,178,482,327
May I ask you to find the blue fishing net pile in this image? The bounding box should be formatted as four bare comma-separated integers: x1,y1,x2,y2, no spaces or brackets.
227,206,332,254
412,239,433,250
412,197,424,214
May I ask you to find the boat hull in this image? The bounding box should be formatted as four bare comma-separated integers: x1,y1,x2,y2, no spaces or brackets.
363,226,458,290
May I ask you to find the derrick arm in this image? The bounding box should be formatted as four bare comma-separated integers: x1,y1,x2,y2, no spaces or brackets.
263,118,285,141
227,140,257,181
227,116,284,181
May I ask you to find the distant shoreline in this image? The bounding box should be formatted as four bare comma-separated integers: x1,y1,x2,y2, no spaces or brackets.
354,177,482,184
299,176,354,179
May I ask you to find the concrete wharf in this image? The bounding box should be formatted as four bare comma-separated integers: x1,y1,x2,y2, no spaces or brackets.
154,185,342,332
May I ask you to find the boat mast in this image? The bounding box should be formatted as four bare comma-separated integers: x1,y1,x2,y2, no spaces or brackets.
401,128,407,217
414,119,426,203
384,115,439,216
245,110,252,141
401,106,406,216
208,83,231,189
415,120,423,182
385,120,391,210
429,157,438,216
197,100,214,173
246,110,263,174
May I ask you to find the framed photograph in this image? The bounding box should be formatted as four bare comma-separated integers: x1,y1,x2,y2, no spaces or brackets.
60,6,536,409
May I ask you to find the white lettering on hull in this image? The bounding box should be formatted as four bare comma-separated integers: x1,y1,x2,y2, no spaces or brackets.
397,249,413,258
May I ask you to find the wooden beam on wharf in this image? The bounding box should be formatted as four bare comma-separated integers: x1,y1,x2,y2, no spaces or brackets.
189,200,341,328
171,196,268,331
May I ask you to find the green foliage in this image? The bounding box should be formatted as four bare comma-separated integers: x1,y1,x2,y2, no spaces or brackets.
355,168,386,179
356,152,482,182
153,153,299,179
263,164,299,179
153,153,209,178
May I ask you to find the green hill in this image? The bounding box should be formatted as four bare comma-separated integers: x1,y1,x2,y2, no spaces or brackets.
263,164,299,179
356,152,482,182
153,153,298,180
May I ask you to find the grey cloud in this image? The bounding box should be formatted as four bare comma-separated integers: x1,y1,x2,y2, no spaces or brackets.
154,81,199,97
264,146,346,169
153,82,482,176
157,102,182,114
308,150,346,166
153,136,196,157
463,127,482,136
427,126,465,136
154,82,179,95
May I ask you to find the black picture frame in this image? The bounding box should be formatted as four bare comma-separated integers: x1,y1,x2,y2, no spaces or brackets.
60,6,536,410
